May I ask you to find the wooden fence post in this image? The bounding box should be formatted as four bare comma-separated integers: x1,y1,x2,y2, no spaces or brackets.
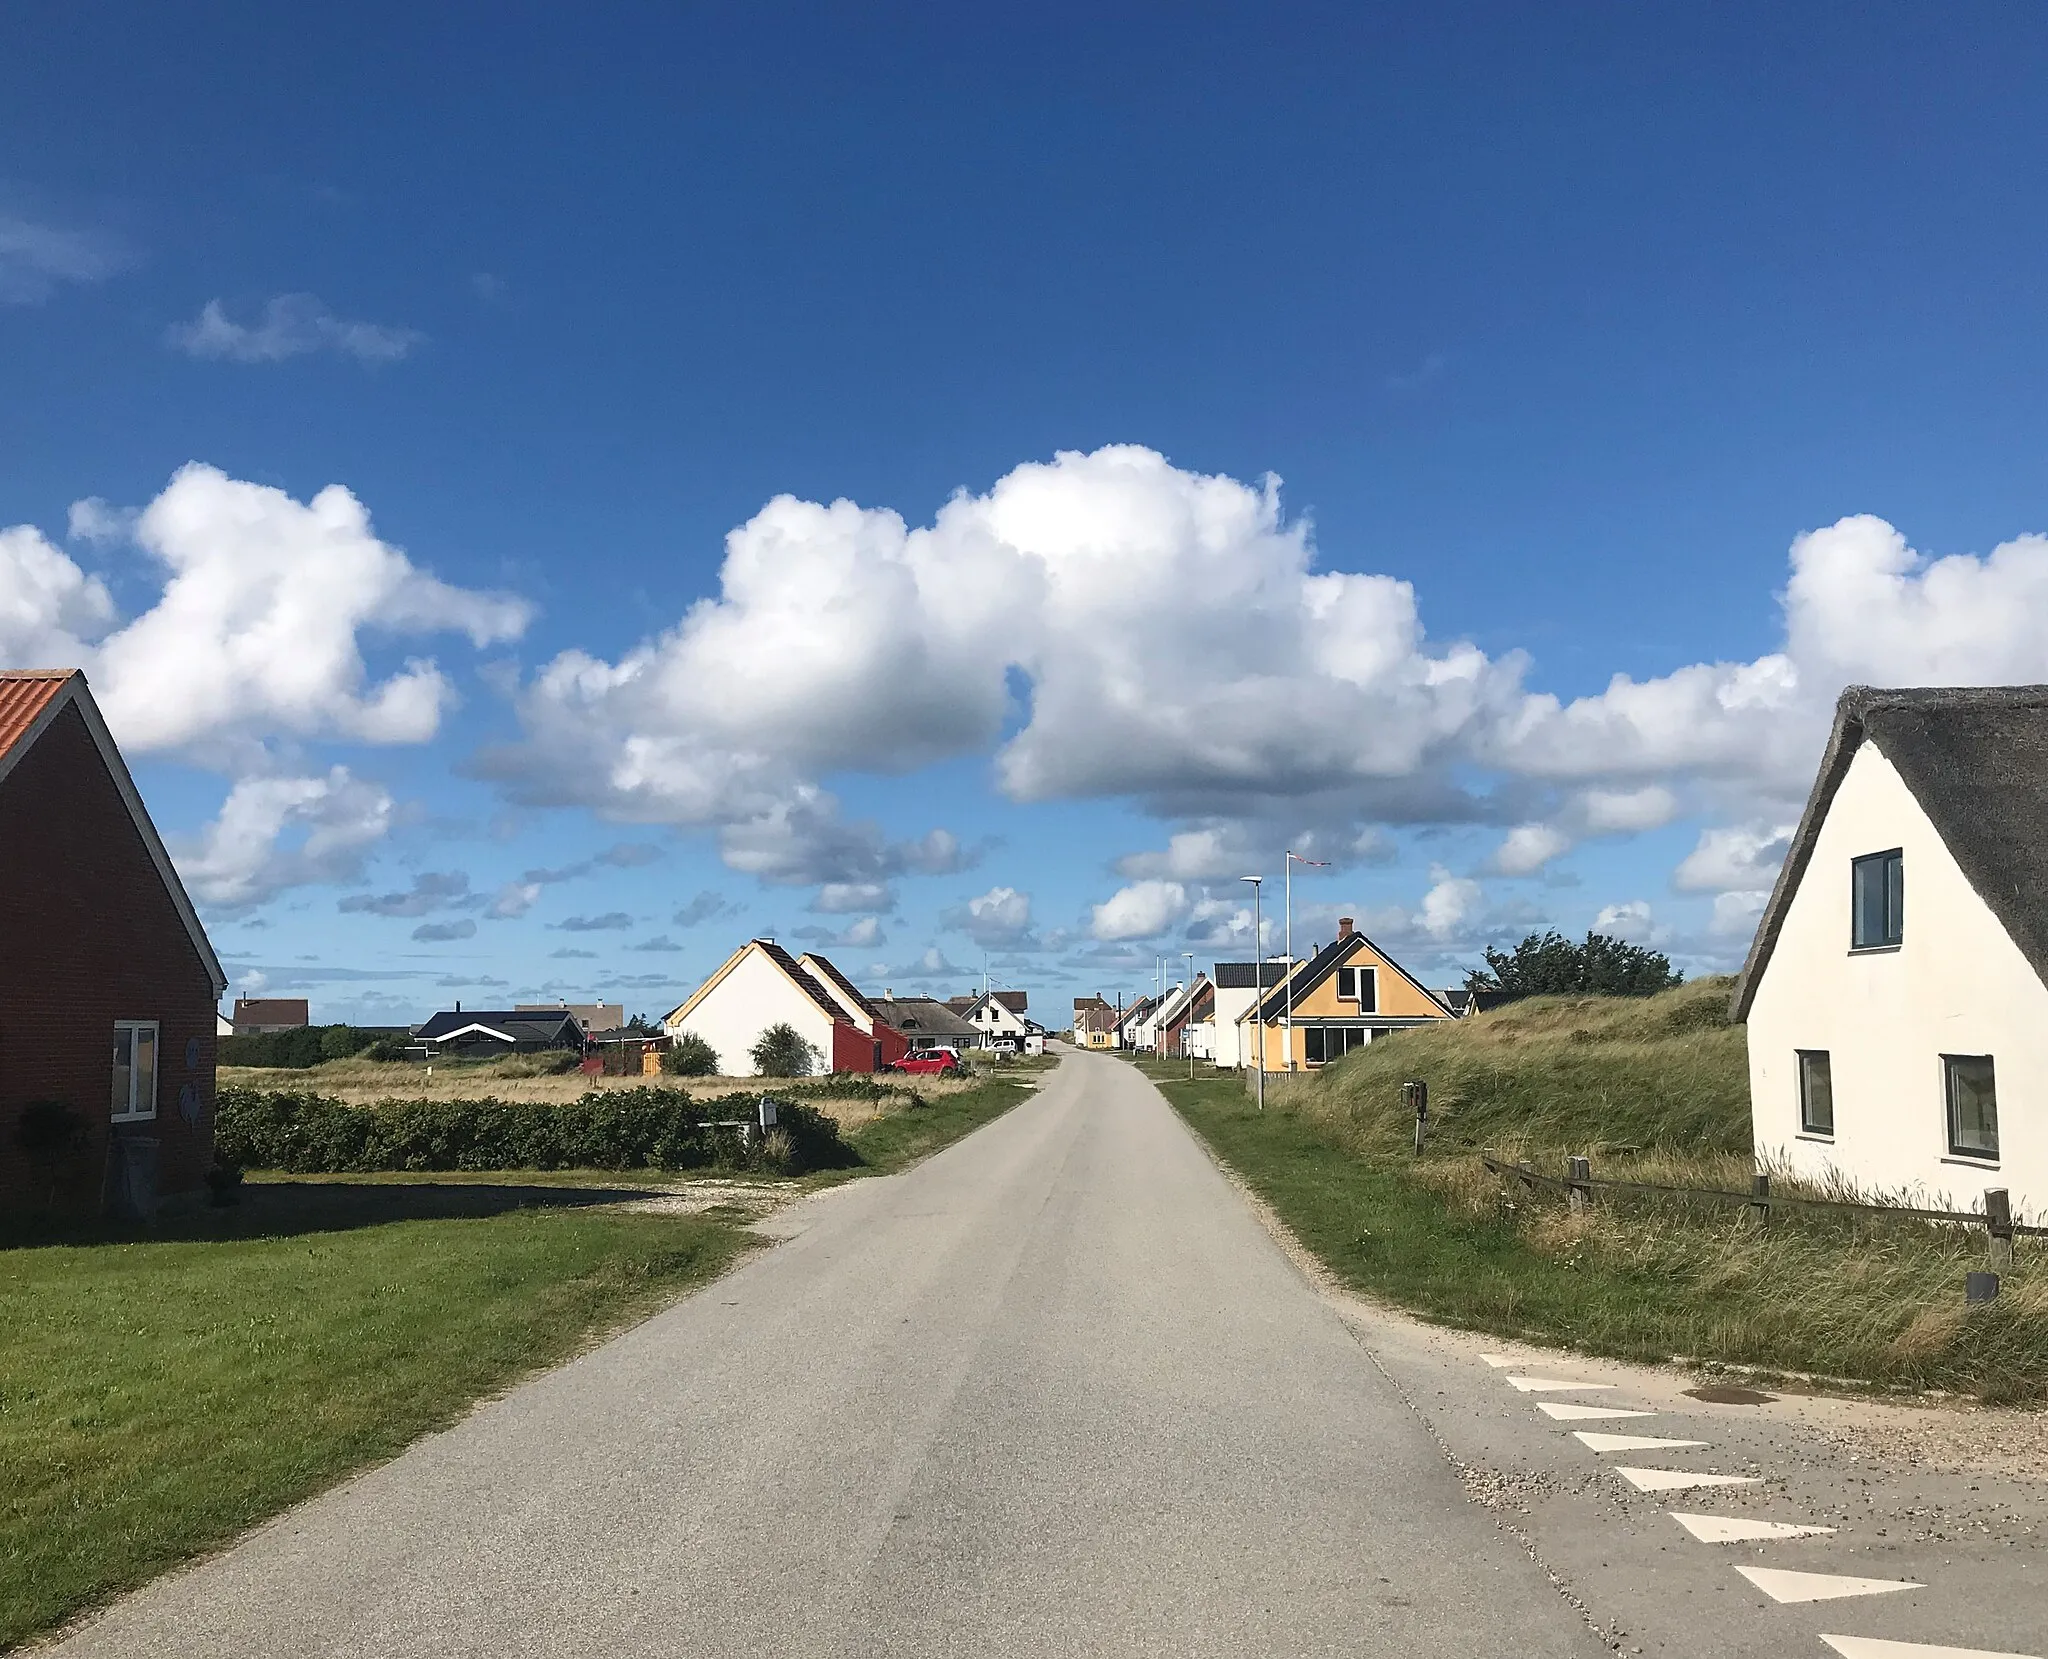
1748,1172,1770,1226
1566,1155,1591,1213
1986,1188,2015,1270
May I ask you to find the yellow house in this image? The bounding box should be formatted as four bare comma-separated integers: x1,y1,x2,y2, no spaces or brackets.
1237,917,1451,1072
1072,995,1118,1049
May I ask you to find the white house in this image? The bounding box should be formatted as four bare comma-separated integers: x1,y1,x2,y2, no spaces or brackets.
1206,960,1289,1069
663,939,871,1076
957,990,1030,1048
1734,685,2048,1221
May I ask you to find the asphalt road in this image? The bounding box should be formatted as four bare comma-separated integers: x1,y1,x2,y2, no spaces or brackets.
54,1052,1599,1658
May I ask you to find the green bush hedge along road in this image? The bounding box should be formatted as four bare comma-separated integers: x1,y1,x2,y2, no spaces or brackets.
0,1073,1036,1648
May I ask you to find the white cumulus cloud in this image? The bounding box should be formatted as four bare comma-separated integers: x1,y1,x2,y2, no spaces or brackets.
1090,879,1189,942
1491,822,1573,876
174,768,395,910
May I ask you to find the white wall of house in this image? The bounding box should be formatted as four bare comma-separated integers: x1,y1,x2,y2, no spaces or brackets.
1210,986,1263,1067
969,998,1029,1042
1748,740,2048,1220
665,948,839,1078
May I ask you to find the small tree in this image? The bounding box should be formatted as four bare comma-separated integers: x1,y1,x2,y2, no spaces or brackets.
319,1024,360,1062
751,1022,820,1078
1466,930,1682,998
662,1031,720,1076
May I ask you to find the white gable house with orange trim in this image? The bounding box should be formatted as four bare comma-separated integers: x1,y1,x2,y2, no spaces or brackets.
662,939,880,1076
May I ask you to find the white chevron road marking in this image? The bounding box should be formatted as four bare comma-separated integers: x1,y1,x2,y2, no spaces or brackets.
1537,1401,1656,1421
1614,1466,1760,1492
1668,1511,1835,1543
1506,1375,1617,1392
1573,1431,1705,1453
1821,1637,2045,1659
1735,1565,1921,1603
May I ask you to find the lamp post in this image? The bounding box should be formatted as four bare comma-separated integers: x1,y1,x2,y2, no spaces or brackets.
1184,949,1195,1080
1241,874,1265,1111
1283,850,1329,1074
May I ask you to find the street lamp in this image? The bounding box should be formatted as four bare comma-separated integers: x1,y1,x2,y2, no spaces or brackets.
1283,849,1329,1074
1184,950,1195,1080
1241,875,1265,1111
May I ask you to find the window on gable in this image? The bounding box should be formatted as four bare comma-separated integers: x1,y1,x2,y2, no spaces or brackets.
1851,849,1903,949
1944,1055,1998,1161
1796,1049,1833,1136
112,1021,159,1123
1335,966,1377,1011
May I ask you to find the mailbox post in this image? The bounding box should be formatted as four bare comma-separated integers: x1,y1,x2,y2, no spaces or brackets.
1402,1080,1427,1155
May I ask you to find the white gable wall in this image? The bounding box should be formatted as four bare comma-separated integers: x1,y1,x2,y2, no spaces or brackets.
1748,739,2048,1219
664,947,839,1078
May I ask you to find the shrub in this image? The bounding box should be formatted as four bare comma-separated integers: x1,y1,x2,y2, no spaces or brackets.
219,1025,406,1069
751,1023,819,1078
212,1085,856,1176
662,1032,720,1076
1465,930,1682,998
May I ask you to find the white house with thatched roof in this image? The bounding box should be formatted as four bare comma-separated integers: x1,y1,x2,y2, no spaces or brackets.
1733,685,2048,1221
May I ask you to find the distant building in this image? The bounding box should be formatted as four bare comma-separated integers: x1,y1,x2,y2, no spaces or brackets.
1207,962,1289,1069
868,996,979,1054
412,1007,587,1059
952,990,1031,1048
1237,918,1452,1072
232,997,310,1035
1072,995,1118,1049
515,1001,623,1037
663,940,884,1076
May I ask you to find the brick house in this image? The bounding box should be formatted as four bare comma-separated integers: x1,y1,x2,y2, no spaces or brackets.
0,672,227,1216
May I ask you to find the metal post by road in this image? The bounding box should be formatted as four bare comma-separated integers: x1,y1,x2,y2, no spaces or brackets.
1242,874,1264,1110
1184,950,1195,1079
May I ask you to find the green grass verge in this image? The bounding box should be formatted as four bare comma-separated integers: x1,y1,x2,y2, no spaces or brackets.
844,1076,1037,1173
1148,1001,2048,1402
0,1202,749,1648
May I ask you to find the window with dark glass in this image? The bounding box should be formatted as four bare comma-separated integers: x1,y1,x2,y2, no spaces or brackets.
1333,966,1377,1010
1796,1049,1833,1136
111,1021,159,1122
1944,1055,1998,1160
1851,849,1903,949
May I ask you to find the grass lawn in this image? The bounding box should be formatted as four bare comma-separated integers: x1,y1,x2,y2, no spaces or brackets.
842,1074,1040,1173
0,1197,749,1649
1144,992,2048,1402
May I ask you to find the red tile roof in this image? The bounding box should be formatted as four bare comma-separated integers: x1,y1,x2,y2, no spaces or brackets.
0,671,77,768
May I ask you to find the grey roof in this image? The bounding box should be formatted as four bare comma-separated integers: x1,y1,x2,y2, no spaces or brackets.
1732,684,2048,1020
799,951,876,1018
869,996,979,1038
1248,929,1451,1023
1212,961,1289,990
415,1009,585,1045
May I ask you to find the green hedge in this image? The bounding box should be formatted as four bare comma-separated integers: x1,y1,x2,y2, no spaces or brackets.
217,1027,409,1069
213,1086,856,1176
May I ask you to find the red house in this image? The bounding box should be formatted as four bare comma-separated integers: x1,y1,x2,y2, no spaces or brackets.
0,671,227,1216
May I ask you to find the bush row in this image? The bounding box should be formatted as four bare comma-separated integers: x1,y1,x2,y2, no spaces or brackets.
218,1026,409,1069
213,1086,857,1176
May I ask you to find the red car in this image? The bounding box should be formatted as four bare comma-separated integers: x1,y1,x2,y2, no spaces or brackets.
892,1047,965,1076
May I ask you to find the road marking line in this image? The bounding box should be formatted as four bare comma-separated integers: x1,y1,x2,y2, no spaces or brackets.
1735,1565,1921,1604
1480,1354,1516,1367
1507,1375,1618,1392
1537,1402,1656,1420
1669,1512,1835,1543
1614,1466,1760,1492
1821,1637,2046,1659
1573,1431,1706,1453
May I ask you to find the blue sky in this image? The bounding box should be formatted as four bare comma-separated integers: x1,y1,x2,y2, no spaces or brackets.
8,2,2048,1023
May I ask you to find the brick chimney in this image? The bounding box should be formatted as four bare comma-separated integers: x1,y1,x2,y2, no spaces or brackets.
1338,917,1354,939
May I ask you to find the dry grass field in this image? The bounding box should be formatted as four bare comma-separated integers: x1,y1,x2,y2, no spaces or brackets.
216,1056,984,1126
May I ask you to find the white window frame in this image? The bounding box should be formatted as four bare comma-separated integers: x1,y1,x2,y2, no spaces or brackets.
112,1020,160,1123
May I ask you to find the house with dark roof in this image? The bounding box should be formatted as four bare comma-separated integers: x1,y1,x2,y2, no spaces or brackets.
0,671,227,1217
1733,685,2048,1219
231,996,310,1035
951,989,1031,1048
662,940,884,1076
1156,974,1214,1059
1115,994,1159,1052
1237,919,1451,1073
412,1007,587,1058
1071,995,1118,1049
1207,960,1289,1069
867,996,978,1053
